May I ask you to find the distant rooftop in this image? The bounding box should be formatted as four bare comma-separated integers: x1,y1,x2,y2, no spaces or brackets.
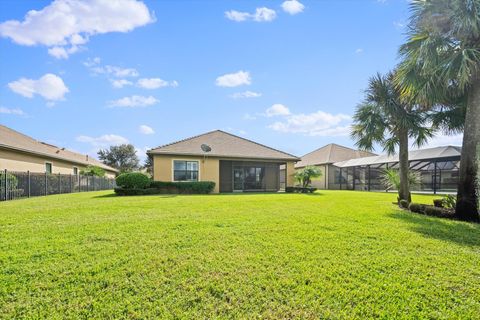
295,143,376,168
148,130,300,161
0,124,118,172
334,146,462,168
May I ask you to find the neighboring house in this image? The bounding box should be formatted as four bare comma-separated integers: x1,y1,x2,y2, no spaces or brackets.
333,146,461,193
147,130,300,193
295,143,376,189
0,125,118,178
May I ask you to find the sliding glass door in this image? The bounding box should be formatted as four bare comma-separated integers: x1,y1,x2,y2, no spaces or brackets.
233,166,265,191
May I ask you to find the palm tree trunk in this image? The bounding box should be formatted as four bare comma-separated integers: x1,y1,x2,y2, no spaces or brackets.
398,128,411,203
456,79,480,222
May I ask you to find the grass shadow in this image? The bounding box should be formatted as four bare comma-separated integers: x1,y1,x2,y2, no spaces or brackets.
390,211,480,248
92,194,178,199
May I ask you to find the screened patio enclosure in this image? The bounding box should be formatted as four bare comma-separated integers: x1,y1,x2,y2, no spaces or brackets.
330,146,461,194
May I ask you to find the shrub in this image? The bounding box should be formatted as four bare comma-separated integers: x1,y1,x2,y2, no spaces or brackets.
441,194,456,209
408,202,426,214
294,166,322,187
433,199,444,208
115,172,151,189
285,186,317,193
424,206,455,219
399,199,409,209
381,168,420,191
0,172,18,189
80,165,105,177
149,181,216,194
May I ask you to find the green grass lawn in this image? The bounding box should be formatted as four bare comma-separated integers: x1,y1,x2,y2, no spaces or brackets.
1,191,479,319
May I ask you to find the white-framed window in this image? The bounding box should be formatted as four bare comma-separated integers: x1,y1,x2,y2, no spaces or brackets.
73,167,78,175
45,162,52,174
173,160,199,181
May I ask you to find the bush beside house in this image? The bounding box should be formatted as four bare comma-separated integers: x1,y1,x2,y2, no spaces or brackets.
114,172,216,195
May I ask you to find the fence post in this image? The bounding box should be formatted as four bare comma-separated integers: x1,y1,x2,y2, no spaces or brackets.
45,172,47,196
86,176,89,192
59,173,61,194
70,174,72,193
4,169,7,201
28,171,31,198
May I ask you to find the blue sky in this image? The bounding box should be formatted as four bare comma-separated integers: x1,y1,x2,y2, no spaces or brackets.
1,0,456,161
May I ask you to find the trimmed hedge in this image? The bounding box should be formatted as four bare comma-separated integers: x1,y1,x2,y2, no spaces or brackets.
116,172,151,189
407,202,455,219
408,202,426,214
114,181,216,196
149,181,215,194
285,186,317,193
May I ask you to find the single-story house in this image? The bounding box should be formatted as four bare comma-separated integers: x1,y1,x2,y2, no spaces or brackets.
147,130,300,193
0,124,118,178
295,143,376,189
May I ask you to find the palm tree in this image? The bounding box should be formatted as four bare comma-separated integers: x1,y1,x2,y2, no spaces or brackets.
397,0,480,221
351,72,432,203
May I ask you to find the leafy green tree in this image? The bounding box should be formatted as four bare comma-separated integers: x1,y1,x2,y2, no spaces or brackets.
80,165,105,177
351,72,432,203
397,0,480,221
294,166,322,187
98,144,140,173
142,155,153,176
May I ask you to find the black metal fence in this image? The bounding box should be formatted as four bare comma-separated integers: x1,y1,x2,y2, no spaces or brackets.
0,170,116,201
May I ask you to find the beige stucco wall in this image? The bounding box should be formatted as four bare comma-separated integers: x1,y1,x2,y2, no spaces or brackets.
285,161,296,188
0,149,116,178
153,154,220,193
309,164,328,189
153,154,297,193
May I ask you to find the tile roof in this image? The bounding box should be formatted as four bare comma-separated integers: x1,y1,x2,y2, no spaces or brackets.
334,146,461,167
0,124,118,172
295,143,376,168
148,130,300,161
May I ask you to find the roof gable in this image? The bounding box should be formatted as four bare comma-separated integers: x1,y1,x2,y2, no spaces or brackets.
0,125,118,172
296,143,376,168
148,130,299,161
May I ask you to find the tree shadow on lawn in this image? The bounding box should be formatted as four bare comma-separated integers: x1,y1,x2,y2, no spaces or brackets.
390,211,480,248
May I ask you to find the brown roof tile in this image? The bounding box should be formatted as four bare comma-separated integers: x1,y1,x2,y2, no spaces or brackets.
295,143,376,168
0,125,118,172
148,130,299,161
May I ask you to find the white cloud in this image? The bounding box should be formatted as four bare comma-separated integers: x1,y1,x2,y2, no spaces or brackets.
422,133,463,149
8,73,69,101
86,58,139,77
268,109,351,136
139,124,155,135
230,91,262,99
225,7,276,22
215,71,251,87
225,10,250,22
253,7,277,22
243,113,257,120
76,134,129,147
0,0,154,59
266,104,291,117
0,106,26,116
281,0,305,15
137,78,178,89
108,95,158,108
355,48,364,54
110,79,133,88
